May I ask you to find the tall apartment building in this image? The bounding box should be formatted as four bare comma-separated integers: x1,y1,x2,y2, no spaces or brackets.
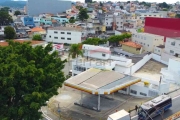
104,13,113,30
132,33,164,52
27,0,71,16
115,13,125,30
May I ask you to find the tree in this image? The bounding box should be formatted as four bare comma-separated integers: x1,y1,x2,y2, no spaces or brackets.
99,2,103,6
14,10,21,16
175,14,180,18
0,41,66,120
159,2,169,9
82,38,100,45
85,0,92,3
120,5,124,9
32,34,43,41
78,8,89,21
127,1,130,4
68,44,83,59
4,26,16,39
0,7,10,12
0,8,13,25
69,17,75,23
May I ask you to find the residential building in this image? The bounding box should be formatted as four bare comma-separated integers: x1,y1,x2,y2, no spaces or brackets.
51,16,69,23
121,41,142,54
115,13,125,30
164,37,180,57
40,18,52,26
104,12,113,30
20,16,35,28
33,16,41,26
46,27,84,44
154,45,165,56
132,33,164,52
29,27,46,38
27,0,71,16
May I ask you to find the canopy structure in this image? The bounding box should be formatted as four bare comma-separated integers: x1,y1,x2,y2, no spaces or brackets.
64,68,141,95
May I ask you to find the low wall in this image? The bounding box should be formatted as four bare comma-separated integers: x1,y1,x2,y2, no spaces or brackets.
152,53,168,65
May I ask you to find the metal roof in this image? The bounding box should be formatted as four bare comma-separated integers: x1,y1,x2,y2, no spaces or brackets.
64,68,141,95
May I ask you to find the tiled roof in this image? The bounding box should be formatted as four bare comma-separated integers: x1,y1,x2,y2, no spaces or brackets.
31,27,45,32
0,40,45,47
121,41,142,48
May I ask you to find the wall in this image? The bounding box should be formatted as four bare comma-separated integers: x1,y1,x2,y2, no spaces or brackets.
152,53,168,65
168,58,180,73
121,45,141,54
144,17,180,38
46,29,82,44
154,47,164,56
114,47,134,56
165,37,180,56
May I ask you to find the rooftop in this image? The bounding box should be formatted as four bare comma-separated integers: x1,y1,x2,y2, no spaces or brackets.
121,41,142,48
129,53,150,64
30,27,45,32
64,68,141,95
48,26,82,32
136,32,164,37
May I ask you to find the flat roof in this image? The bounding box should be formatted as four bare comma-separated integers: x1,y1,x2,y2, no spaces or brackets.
108,109,129,119
64,68,141,95
48,26,82,32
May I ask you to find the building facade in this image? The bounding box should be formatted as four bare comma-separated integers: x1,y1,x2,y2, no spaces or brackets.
46,27,83,44
21,16,35,27
27,0,71,16
132,33,164,52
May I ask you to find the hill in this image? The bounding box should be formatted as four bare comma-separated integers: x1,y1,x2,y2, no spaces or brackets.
0,1,26,8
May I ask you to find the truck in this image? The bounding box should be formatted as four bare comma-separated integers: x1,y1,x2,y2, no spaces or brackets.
107,109,131,120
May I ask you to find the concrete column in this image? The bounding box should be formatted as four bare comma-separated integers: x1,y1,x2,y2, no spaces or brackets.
81,91,83,105
98,94,100,111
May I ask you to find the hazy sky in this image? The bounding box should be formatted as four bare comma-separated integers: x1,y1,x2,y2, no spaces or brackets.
13,0,179,4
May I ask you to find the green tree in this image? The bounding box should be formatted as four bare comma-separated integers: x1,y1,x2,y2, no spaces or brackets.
32,34,43,41
0,8,13,25
82,37,101,45
127,1,130,4
159,2,169,9
99,2,103,6
68,44,83,59
0,41,66,120
76,6,83,10
14,10,21,16
69,17,75,23
175,14,180,18
78,8,89,21
0,7,10,12
85,0,92,3
4,26,16,39
120,5,124,9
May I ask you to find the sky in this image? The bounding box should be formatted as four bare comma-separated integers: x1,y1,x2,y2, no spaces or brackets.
12,0,179,4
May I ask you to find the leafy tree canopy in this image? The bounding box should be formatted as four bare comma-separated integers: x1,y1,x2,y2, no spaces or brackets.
82,37,100,45
108,33,131,43
78,8,89,21
32,34,43,41
68,44,83,59
0,41,66,120
4,26,16,39
69,17,75,23
158,2,170,9
0,7,13,25
14,10,21,16
175,14,180,18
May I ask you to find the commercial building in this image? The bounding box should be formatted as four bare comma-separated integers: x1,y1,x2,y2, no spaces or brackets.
144,17,180,40
20,16,35,27
46,27,85,44
27,0,71,16
132,33,164,52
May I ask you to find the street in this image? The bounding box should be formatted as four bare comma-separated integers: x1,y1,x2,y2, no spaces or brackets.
131,95,180,120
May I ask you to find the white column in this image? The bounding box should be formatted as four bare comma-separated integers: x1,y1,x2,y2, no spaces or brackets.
98,94,100,111
81,91,83,105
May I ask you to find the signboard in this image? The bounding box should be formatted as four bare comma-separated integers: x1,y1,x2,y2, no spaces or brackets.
53,44,64,51
166,111,180,120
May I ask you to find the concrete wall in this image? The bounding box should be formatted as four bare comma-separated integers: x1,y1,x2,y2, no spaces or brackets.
165,37,180,56
121,45,141,54
152,53,168,65
114,47,134,56
46,29,82,44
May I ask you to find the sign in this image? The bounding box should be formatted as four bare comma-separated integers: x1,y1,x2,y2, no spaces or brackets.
53,44,64,51
166,111,180,120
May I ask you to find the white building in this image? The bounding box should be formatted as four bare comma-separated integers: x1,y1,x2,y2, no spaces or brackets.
114,13,124,30
33,16,41,26
46,27,85,44
154,45,165,56
132,33,164,52
104,13,114,29
164,37,180,57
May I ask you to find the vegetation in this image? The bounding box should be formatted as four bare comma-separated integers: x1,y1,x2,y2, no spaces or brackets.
14,10,21,16
85,0,92,3
32,34,43,41
99,2,103,6
175,14,180,18
0,7,13,25
158,2,170,9
139,1,151,7
78,8,89,21
82,37,107,45
69,17,75,23
68,44,83,59
4,26,16,39
120,6,124,9
108,33,131,46
0,1,26,8
0,41,66,119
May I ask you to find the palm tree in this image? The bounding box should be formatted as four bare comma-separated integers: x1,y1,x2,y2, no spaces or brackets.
68,44,83,59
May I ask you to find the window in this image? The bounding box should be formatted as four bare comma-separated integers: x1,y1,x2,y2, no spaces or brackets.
147,44,149,47
54,37,58,39
122,88,127,91
102,53,106,57
67,38,71,40
171,42,175,46
144,37,146,40
117,22,119,24
67,32,71,35
170,50,174,54
49,35,51,38
144,43,145,45
140,92,147,96
130,90,137,94
54,31,58,34
158,50,160,52
61,32,65,34
61,37,65,40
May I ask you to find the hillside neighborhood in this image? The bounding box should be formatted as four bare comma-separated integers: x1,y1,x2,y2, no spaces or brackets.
0,0,180,120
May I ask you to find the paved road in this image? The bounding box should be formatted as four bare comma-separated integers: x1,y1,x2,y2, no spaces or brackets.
132,95,180,120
